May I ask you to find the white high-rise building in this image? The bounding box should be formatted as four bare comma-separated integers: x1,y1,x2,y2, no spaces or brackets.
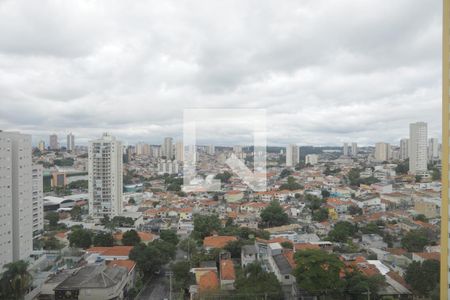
32,164,44,236
50,134,58,150
428,138,439,161
305,154,319,165
400,138,409,160
286,144,300,168
163,137,173,159
351,143,358,156
0,131,33,269
67,133,75,152
38,140,46,151
343,143,349,156
374,142,390,161
175,141,184,161
88,133,123,218
136,142,150,156
207,144,215,155
158,160,180,175
409,122,428,175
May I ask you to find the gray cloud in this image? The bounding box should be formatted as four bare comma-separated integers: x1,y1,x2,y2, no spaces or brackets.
0,0,441,146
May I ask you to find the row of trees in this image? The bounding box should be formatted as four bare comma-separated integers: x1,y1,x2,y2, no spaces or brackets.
68,227,144,249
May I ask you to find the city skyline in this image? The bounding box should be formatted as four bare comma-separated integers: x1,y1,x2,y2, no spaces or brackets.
0,0,441,146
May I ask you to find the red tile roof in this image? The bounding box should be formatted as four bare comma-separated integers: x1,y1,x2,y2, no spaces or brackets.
220,259,236,280
203,236,237,249
86,246,133,257
106,259,136,272
199,271,219,292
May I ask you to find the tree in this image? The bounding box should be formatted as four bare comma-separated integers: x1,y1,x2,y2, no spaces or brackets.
45,212,59,228
260,201,289,228
93,231,114,247
414,214,428,222
312,208,329,222
68,228,92,249
293,250,345,297
42,236,64,250
348,205,363,216
280,169,293,179
214,171,232,183
122,230,141,246
395,159,409,174
279,176,303,191
224,240,247,258
405,260,439,297
0,260,32,300
234,262,283,300
321,189,331,199
128,197,136,205
401,229,430,252
171,260,195,290
129,243,165,277
192,214,221,240
431,167,441,181
327,221,357,243
70,206,82,221
160,230,179,245
68,180,88,190
343,270,385,299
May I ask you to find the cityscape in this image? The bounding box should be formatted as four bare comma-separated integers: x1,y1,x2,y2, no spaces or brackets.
0,1,447,300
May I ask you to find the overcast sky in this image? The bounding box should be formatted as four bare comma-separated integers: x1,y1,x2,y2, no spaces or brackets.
0,0,442,146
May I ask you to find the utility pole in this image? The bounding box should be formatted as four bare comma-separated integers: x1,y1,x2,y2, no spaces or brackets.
166,271,173,300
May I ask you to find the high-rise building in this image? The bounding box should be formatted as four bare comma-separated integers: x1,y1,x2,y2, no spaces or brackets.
374,142,390,161
38,140,46,151
136,142,150,156
32,165,44,236
88,133,123,218
441,4,450,296
286,144,300,168
305,154,319,165
400,138,409,160
49,134,58,150
343,143,349,156
175,141,184,161
0,131,33,270
162,137,173,159
428,138,439,161
351,142,358,156
207,144,215,155
67,133,75,152
409,122,428,175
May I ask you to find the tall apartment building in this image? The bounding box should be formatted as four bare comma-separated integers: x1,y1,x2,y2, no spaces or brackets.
88,133,123,218
0,131,33,270
305,154,319,165
428,138,439,161
162,137,173,159
207,144,215,155
286,144,300,168
374,142,390,161
135,142,150,156
441,3,450,297
49,134,58,150
175,141,184,161
38,140,46,152
32,165,44,236
409,122,428,175
400,138,409,160
67,133,75,152
351,142,358,156
343,143,349,156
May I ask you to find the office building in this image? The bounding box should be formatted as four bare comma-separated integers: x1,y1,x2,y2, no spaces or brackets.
400,138,409,160
162,137,173,159
50,134,58,150
88,133,123,218
374,142,390,161
0,131,33,270
67,133,75,152
343,143,349,156
409,122,427,175
32,165,44,236
286,144,300,168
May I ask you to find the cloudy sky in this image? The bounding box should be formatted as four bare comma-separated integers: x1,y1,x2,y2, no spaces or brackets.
0,0,442,146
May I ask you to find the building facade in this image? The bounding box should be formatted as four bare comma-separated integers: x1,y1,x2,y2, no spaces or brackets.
428,137,439,161
32,164,44,236
50,134,58,150
67,133,75,152
374,142,390,161
409,122,428,175
88,133,123,218
162,137,173,159
285,144,299,168
400,138,409,160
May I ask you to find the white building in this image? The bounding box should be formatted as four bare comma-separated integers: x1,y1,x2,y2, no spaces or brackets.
305,154,319,165
158,160,179,175
400,138,409,160
207,144,215,155
428,138,439,161
374,142,390,161
88,133,123,218
38,140,46,151
351,142,358,156
67,133,75,152
0,131,33,269
135,142,150,156
343,142,349,156
162,137,173,159
286,144,299,168
409,122,428,175
32,164,44,236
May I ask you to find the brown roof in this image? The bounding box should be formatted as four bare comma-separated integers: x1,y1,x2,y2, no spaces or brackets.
86,246,133,257
220,259,236,280
294,243,320,251
199,271,219,292
414,252,440,261
203,236,237,249
106,259,136,272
